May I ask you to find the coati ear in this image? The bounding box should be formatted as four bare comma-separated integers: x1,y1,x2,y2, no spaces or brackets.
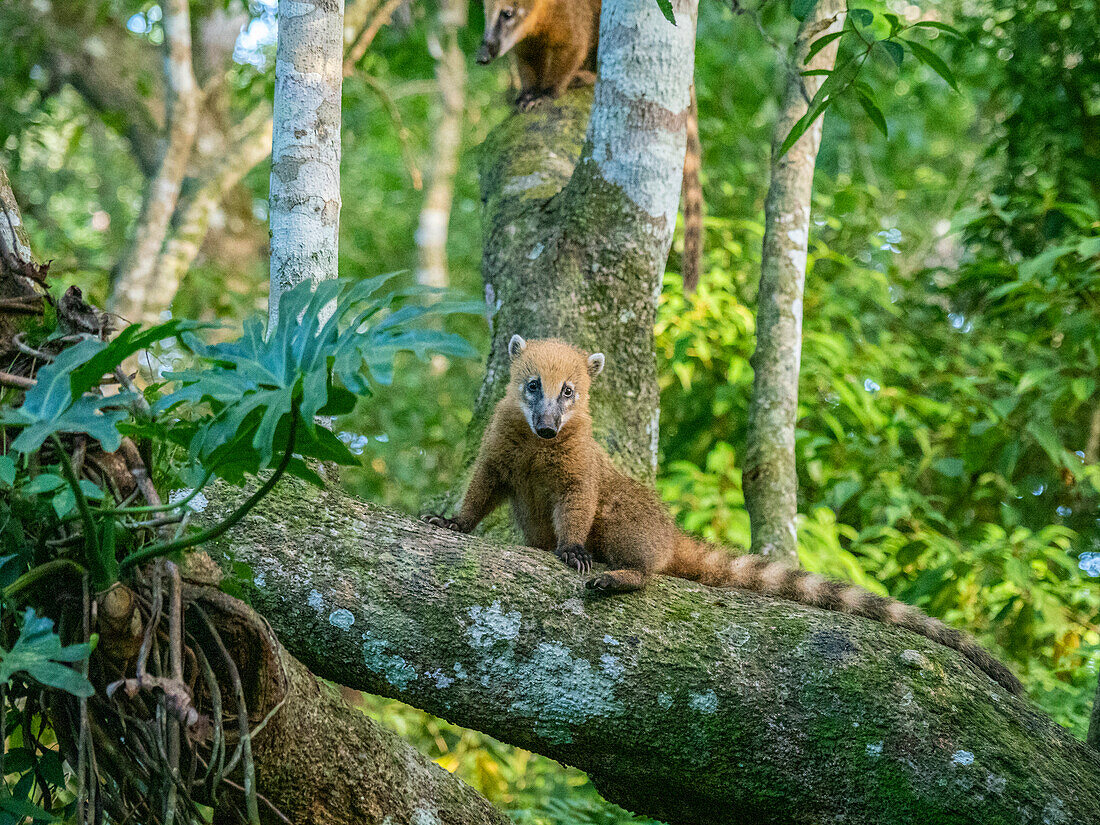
508,334,527,359
587,352,605,378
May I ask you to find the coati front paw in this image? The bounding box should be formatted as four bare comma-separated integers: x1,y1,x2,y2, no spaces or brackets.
515,90,548,112
556,543,592,574
422,514,464,532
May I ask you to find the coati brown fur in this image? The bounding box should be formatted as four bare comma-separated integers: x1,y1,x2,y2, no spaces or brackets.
423,336,1024,696
476,0,600,111
476,0,704,289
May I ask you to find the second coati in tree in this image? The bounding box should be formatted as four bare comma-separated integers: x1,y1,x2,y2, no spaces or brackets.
423,336,1024,695
475,0,705,290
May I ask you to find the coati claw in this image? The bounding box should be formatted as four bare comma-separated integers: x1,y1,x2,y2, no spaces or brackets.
585,574,611,590
422,514,463,532
515,91,547,112
556,543,592,574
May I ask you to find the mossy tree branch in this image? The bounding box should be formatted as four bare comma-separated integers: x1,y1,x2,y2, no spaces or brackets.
204,476,1100,825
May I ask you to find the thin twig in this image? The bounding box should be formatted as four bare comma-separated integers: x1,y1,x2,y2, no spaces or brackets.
193,605,260,825
360,73,423,189
342,0,406,76
220,778,294,825
0,370,35,389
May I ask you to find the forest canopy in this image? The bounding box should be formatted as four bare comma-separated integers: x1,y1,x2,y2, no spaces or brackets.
1,0,1098,822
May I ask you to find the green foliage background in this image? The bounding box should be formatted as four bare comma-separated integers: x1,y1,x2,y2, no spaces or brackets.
2,0,1098,822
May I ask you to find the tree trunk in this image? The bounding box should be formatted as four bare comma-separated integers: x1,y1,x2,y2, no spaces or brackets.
0,166,46,346
181,583,509,825
202,477,1100,825
470,0,699,487
414,0,467,289
743,1,846,562
268,0,345,320
110,0,201,325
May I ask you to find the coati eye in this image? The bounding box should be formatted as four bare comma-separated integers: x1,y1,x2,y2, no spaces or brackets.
561,385,574,398
500,7,514,18
525,378,539,393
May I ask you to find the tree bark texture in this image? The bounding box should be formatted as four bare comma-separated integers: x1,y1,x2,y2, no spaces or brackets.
471,0,699,487
269,0,345,320
0,166,45,346
414,0,468,289
744,1,846,562
202,477,1100,825
0,167,36,275
184,584,508,825
110,0,202,326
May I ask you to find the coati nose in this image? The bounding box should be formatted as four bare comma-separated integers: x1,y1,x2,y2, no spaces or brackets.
536,426,557,439
476,42,495,64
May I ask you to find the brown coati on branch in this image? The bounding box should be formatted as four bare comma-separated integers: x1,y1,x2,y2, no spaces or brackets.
475,0,705,290
423,336,1023,696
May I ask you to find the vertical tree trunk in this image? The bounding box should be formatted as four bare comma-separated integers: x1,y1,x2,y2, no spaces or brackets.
0,167,36,276
471,0,699,488
109,0,201,325
269,0,345,321
414,0,467,289
743,1,845,562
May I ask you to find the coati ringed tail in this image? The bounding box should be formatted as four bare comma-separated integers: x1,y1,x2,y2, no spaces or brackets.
422,336,1023,696
476,0,703,290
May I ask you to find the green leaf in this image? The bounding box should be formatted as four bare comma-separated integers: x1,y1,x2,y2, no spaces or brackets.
778,97,833,157
934,458,965,478
21,474,64,495
0,795,60,822
805,31,844,64
909,20,962,37
0,455,14,487
904,39,959,90
791,0,818,22
0,609,94,698
78,479,105,500
856,90,888,137
158,277,479,483
1026,421,1068,467
654,0,675,25
51,488,75,519
0,339,131,454
850,8,873,27
877,39,904,67
69,319,210,398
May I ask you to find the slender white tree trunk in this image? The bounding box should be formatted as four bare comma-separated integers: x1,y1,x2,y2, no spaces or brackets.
110,0,201,325
269,0,346,322
743,0,845,562
414,0,467,288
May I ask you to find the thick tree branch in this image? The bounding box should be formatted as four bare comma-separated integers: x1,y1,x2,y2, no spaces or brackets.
183,584,508,825
203,477,1100,825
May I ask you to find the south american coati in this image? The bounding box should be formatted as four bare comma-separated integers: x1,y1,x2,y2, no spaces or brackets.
423,335,1023,695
